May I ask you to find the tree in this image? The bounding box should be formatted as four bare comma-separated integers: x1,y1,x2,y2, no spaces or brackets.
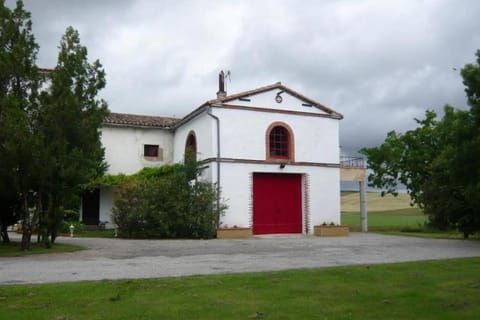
36,26,109,245
359,111,438,204
360,50,480,238
0,1,108,248
0,0,40,246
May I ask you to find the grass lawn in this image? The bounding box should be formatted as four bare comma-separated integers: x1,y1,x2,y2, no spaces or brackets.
1,257,479,319
0,241,84,257
74,229,117,238
342,208,428,231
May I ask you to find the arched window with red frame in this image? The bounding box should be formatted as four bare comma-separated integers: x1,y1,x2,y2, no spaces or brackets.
266,122,294,161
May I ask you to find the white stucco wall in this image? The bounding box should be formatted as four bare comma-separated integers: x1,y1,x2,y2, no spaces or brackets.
173,94,342,234
227,90,332,116
211,106,339,164
308,167,341,226
173,111,214,163
101,125,174,175
218,162,340,234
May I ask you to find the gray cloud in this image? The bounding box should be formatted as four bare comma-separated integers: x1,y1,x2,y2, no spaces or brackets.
7,0,480,154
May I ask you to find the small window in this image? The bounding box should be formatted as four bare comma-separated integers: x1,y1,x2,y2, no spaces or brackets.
144,144,159,157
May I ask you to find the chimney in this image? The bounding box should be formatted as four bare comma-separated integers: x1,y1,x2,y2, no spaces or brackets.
216,70,226,98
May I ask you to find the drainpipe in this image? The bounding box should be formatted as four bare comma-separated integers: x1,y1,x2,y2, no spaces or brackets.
207,107,221,221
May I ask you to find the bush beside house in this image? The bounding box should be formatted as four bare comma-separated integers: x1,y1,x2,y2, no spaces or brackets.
110,161,226,239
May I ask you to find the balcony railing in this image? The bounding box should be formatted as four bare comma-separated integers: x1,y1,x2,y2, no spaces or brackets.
340,156,365,169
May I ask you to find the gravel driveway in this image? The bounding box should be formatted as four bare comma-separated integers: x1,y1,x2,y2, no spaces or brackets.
1,232,480,285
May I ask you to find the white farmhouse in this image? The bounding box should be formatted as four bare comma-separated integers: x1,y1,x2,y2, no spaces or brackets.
81,75,344,236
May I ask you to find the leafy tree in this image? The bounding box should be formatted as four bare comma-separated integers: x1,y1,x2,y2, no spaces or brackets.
0,0,40,246
360,111,438,204
361,50,480,238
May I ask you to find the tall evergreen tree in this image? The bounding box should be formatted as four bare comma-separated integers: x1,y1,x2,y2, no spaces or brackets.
1,1,109,248
0,0,40,246
37,26,109,245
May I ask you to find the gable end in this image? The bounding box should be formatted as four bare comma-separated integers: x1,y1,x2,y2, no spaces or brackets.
205,82,343,119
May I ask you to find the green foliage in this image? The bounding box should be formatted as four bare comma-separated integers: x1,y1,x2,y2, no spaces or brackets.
63,209,79,222
85,164,184,190
361,51,480,238
462,50,480,122
420,106,477,234
31,26,109,246
0,0,40,246
136,163,184,179
84,173,131,189
0,2,109,248
112,162,226,239
359,111,438,204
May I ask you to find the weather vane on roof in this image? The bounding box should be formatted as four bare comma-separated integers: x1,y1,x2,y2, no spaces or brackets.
224,70,231,91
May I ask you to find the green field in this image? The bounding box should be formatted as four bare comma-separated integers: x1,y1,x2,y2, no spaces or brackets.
340,192,480,239
341,191,426,231
342,209,427,229
341,191,416,212
1,258,479,319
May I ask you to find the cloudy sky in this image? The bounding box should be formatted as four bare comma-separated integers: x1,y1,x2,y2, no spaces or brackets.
6,0,480,154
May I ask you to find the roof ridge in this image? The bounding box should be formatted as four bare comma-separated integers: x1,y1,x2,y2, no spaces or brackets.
206,82,283,105
105,112,180,128
108,111,179,119
205,82,343,118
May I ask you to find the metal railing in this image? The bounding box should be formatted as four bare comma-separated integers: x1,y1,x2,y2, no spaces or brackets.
340,156,365,168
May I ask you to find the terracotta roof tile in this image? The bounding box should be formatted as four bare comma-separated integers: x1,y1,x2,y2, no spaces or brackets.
105,112,180,128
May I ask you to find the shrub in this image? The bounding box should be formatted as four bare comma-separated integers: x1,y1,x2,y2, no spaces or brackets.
63,209,79,222
112,162,226,239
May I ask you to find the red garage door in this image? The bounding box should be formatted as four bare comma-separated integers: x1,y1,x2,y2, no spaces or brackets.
253,173,302,235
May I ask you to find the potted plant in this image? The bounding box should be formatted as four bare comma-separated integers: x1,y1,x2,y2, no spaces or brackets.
314,222,349,237
216,225,252,239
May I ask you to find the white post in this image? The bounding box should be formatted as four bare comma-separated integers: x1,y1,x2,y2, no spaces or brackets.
359,180,368,232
